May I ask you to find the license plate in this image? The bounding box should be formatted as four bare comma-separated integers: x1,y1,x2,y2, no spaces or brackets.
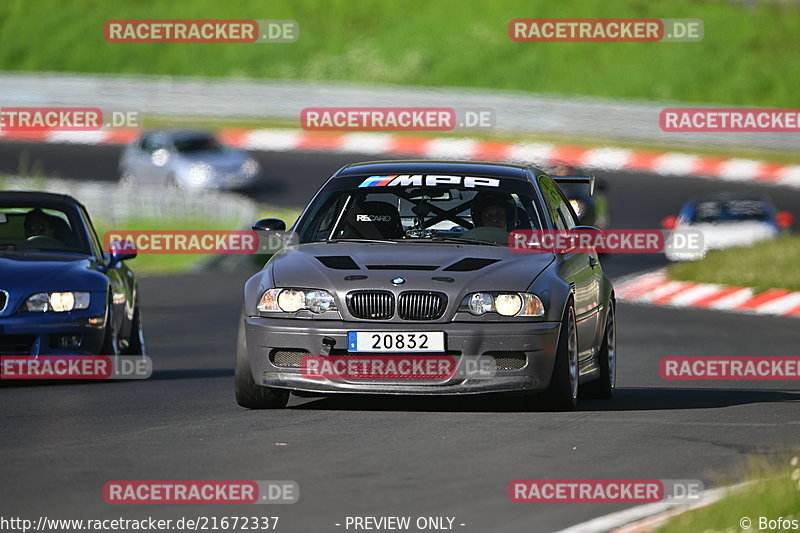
347,332,445,353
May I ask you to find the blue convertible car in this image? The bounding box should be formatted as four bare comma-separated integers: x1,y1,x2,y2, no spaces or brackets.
0,191,144,356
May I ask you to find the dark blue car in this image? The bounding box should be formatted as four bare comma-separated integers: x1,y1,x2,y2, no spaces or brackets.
0,191,144,356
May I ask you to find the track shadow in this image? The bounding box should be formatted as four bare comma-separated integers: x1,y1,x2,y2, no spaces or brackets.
0,367,233,387
287,387,799,413
149,368,234,380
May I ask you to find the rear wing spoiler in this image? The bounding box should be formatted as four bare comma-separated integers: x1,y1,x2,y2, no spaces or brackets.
552,176,595,195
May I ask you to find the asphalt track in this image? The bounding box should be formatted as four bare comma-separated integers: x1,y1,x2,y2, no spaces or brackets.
1,142,799,532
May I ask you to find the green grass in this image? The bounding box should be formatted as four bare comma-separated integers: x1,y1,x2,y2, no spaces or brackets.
94,204,302,274
2,0,799,106
668,235,800,292
655,455,800,533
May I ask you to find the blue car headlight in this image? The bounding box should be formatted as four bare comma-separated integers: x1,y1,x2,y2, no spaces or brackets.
23,292,91,312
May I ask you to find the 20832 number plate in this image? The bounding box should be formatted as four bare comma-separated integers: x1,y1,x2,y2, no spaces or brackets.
347,332,446,352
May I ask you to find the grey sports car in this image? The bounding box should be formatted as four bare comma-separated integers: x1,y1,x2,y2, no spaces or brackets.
236,161,615,410
119,130,262,191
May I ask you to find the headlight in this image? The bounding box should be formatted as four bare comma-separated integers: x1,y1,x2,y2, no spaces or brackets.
258,288,337,314
187,163,213,186
494,293,522,316
24,292,91,312
241,157,260,177
461,292,544,317
467,293,494,315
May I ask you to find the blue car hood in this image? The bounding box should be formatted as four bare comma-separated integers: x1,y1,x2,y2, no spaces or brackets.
0,253,106,313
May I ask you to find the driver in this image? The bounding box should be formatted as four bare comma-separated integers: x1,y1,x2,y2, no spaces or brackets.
24,209,56,239
461,191,517,243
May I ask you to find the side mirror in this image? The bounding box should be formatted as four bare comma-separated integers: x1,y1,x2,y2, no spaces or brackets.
661,215,678,230
108,240,137,268
776,211,794,229
252,218,286,231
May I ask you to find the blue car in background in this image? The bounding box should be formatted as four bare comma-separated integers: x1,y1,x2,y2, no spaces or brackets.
0,191,145,356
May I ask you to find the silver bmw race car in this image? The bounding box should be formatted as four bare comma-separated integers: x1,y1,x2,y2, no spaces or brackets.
235,161,616,410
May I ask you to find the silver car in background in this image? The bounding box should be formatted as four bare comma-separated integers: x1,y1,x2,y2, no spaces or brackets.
119,130,262,191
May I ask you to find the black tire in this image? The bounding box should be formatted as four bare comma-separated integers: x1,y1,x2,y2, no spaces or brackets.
584,300,616,399
234,319,289,409
99,301,119,356
542,303,579,411
124,306,147,356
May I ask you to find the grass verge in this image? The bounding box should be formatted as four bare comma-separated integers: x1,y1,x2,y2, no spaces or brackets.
95,204,302,274
667,235,800,293
655,455,800,533
1,0,799,107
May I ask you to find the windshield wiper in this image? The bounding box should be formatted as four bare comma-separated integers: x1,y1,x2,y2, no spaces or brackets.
428,237,504,246
325,238,398,245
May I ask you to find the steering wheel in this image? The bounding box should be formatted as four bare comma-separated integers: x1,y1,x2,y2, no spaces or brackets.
20,235,65,249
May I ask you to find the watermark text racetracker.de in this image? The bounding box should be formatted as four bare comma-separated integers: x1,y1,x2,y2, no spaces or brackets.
103,230,299,255
509,18,703,42
0,107,139,131
509,479,704,503
508,229,704,255
104,480,298,504
660,357,800,380
661,108,800,132
301,354,497,381
104,19,298,43
300,107,495,131
0,356,152,380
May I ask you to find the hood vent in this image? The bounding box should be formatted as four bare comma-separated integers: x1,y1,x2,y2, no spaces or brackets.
316,256,360,270
443,258,500,272
365,264,438,271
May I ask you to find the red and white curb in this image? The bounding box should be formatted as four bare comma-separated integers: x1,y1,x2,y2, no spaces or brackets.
615,269,800,317
1,128,800,188
554,482,750,533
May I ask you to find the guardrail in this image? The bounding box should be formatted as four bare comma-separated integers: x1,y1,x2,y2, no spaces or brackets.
0,176,258,227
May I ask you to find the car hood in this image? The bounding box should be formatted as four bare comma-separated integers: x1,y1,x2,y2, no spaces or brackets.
0,254,106,313
683,221,777,250
269,242,555,294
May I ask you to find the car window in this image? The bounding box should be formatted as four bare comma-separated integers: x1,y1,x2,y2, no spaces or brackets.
140,135,166,153
538,175,577,230
173,136,224,153
690,199,770,223
0,205,91,254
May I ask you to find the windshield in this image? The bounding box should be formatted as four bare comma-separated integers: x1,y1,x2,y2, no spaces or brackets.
173,135,225,154
0,205,91,254
295,176,544,245
690,199,771,223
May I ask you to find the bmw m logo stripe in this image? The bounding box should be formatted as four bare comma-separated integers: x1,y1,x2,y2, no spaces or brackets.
358,175,399,187
358,175,500,188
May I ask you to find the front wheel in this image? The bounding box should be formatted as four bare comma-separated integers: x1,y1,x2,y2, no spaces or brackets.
124,306,147,356
234,319,289,409
542,304,579,411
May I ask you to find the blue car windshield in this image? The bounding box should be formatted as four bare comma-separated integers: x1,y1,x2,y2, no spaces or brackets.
0,206,91,254
690,200,770,223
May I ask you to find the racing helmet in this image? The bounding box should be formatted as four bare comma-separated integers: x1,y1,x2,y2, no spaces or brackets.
470,191,517,230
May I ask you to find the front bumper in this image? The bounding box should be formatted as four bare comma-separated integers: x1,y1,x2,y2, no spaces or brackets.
244,317,561,395
0,312,106,356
